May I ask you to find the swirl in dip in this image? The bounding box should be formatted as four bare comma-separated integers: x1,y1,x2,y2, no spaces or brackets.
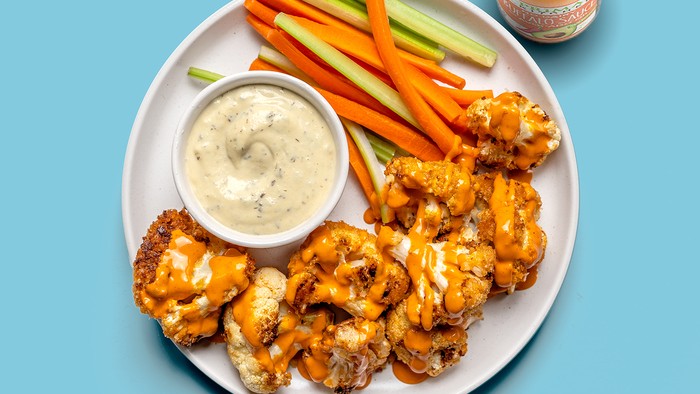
184,84,337,235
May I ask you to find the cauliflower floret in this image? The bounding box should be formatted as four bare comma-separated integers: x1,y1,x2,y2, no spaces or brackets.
378,158,495,331
300,316,392,393
132,208,254,346
472,171,547,293
383,157,480,242
386,301,469,377
466,91,561,170
286,221,410,320
223,267,334,394
377,226,494,330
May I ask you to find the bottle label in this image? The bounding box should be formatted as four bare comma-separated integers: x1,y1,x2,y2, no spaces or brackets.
497,0,599,43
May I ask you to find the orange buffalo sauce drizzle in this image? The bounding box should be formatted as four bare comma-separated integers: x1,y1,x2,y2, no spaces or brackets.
288,226,391,320
484,91,555,170
139,230,250,338
377,205,471,331
232,281,333,375
392,360,429,384
378,161,479,330
489,92,521,144
489,172,544,288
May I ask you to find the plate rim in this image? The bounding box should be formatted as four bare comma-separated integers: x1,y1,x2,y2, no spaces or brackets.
121,0,580,392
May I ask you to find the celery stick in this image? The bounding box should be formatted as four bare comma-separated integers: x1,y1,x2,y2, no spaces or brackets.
258,46,316,86
360,0,498,67
365,131,396,163
368,138,394,164
300,0,445,62
187,67,224,83
275,13,422,130
342,118,391,223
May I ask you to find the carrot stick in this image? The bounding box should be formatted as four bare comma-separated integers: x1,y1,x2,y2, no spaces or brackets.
366,0,462,159
290,16,464,128
244,0,278,27
346,132,378,211
403,54,465,89
290,16,464,88
316,87,444,162
247,14,275,37
257,0,355,32
407,65,467,130
442,87,494,107
248,58,286,73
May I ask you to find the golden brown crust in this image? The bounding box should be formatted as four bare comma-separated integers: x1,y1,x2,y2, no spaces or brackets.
133,209,208,303
132,208,249,305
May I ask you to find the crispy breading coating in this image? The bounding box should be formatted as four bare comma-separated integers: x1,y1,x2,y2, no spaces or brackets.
386,301,468,377
301,316,391,393
132,208,254,346
465,91,561,170
286,221,409,320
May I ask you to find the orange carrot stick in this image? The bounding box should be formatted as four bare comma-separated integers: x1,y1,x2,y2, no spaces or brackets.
366,0,461,158
346,132,378,210
247,14,275,37
257,0,355,32
407,65,467,130
248,58,285,73
403,54,465,89
244,0,278,27
317,88,444,162
442,87,494,107
289,16,464,88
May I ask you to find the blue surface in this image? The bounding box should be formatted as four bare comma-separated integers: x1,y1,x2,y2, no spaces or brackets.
2,0,698,392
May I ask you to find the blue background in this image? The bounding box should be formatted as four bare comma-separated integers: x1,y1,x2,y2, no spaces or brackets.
2,0,698,392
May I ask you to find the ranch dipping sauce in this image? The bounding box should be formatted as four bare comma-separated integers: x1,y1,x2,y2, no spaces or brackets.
184,84,337,235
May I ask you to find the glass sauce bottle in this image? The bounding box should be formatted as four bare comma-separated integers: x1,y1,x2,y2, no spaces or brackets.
496,0,600,43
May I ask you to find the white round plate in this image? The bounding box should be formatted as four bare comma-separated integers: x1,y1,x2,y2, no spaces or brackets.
122,1,579,393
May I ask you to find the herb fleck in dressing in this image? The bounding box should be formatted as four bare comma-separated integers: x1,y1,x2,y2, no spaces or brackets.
185,84,337,235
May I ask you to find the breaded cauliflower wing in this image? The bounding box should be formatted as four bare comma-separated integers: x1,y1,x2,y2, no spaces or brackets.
377,225,494,330
378,158,495,330
300,316,392,393
286,221,409,320
465,91,561,170
386,301,468,377
383,157,479,242
132,208,254,346
224,267,335,393
472,171,547,293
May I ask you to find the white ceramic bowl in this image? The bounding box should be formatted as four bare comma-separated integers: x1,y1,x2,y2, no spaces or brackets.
172,71,348,248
